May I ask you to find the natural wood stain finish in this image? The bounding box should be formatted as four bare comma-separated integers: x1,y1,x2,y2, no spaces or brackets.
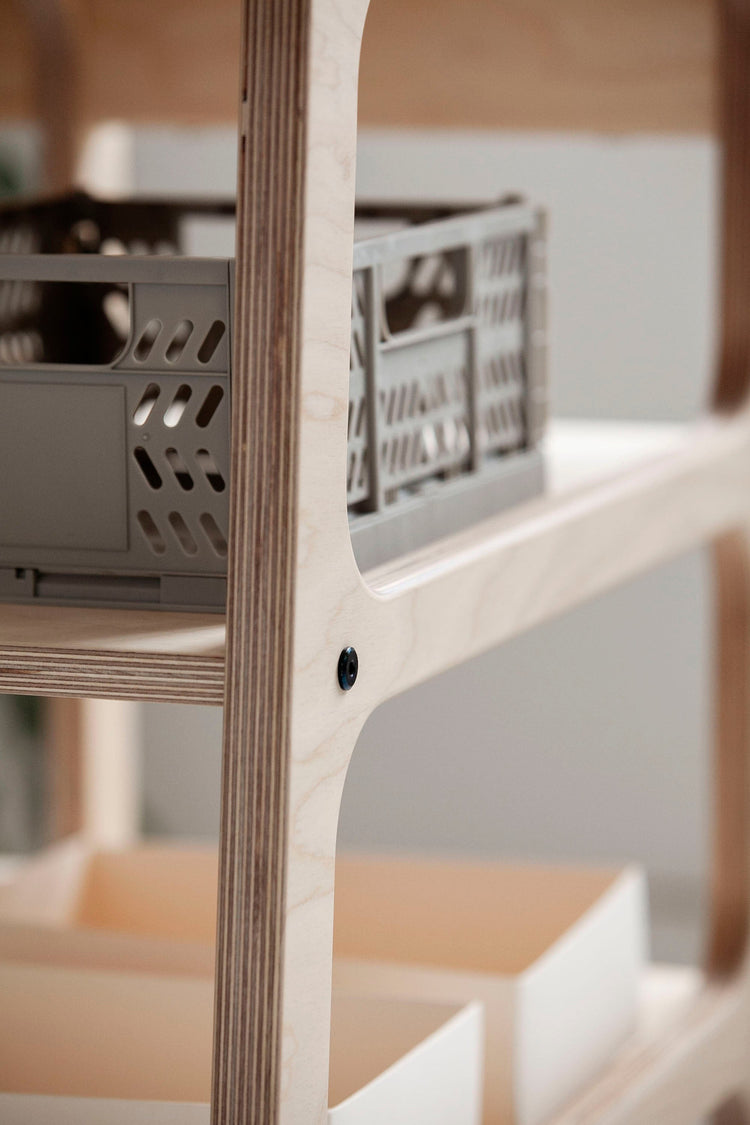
0,0,719,136
211,1,311,1123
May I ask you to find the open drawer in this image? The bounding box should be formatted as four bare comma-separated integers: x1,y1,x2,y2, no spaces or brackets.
0,842,645,1124
0,961,483,1124
333,856,647,1125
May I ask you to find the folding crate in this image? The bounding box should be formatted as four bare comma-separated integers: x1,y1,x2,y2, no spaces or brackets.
0,192,546,610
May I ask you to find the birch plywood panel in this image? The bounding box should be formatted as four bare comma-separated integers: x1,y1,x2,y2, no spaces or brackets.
359,0,716,133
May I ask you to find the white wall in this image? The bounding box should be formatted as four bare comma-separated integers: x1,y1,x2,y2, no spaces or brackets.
135,129,717,961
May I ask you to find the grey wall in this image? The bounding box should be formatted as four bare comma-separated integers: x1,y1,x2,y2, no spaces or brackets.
0,125,41,197
131,129,716,962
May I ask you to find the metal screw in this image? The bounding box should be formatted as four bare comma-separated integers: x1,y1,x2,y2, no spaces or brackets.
337,646,359,691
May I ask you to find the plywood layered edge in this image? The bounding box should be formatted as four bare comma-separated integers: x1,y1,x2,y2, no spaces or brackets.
0,652,223,704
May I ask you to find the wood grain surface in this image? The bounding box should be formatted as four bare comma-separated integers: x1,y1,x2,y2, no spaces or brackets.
1,0,718,135
0,605,224,703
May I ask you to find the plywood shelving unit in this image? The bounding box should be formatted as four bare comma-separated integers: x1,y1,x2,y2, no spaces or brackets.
3,0,750,1123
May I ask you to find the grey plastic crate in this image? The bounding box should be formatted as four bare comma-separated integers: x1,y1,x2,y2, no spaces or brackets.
0,194,546,611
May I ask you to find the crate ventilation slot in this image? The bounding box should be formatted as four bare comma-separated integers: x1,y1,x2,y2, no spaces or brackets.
196,449,225,492
133,384,160,425
195,385,224,428
200,513,227,558
166,320,194,364
168,511,199,556
136,510,166,555
163,385,192,428
165,448,194,491
133,447,162,490
134,320,162,363
198,321,226,364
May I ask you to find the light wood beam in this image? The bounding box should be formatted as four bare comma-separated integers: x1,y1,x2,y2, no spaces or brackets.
0,0,720,135
13,0,78,191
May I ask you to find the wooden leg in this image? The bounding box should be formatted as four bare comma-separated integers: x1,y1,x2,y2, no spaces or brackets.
46,697,83,841
46,697,140,847
211,1,371,1122
707,0,750,1080
705,532,750,1122
707,532,750,976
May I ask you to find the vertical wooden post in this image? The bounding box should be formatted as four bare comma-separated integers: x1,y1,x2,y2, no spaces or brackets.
46,698,84,842
211,6,310,1118
707,531,750,977
707,0,750,979
707,5,750,1120
46,698,141,847
212,1,372,1121
20,0,85,852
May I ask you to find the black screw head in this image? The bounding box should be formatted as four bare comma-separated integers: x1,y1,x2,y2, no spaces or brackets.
337,646,359,691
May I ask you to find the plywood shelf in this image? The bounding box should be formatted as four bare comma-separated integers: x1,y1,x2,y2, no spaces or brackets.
0,414,745,704
548,966,749,1125
364,411,750,701
0,606,224,703
0,0,718,134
